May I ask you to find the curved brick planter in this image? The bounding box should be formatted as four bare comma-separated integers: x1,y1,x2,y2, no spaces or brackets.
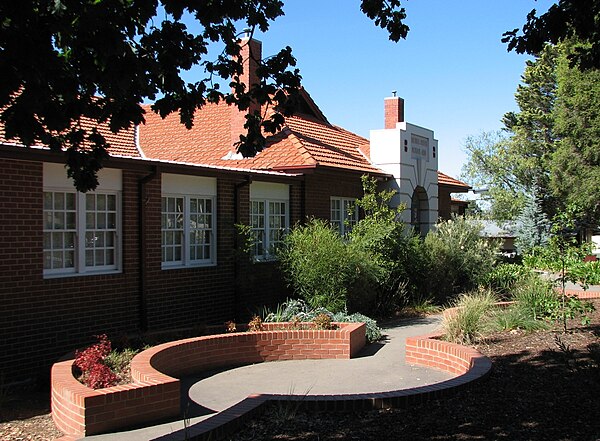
153,323,493,441
51,322,366,437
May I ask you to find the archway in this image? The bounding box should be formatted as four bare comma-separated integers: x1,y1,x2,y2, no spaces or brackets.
411,186,429,236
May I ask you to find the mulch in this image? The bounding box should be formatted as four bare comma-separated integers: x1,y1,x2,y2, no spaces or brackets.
229,300,600,441
1,300,599,441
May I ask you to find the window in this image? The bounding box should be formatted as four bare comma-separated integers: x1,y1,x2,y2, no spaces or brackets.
331,197,358,235
160,174,217,269
43,163,122,277
43,191,120,276
161,195,215,267
250,199,288,260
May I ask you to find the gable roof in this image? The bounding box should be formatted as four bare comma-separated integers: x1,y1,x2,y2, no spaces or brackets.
138,88,386,176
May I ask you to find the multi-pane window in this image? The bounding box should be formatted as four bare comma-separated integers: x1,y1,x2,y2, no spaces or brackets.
250,200,288,260
44,192,77,272
331,197,358,236
161,196,184,264
43,190,120,276
161,195,215,267
85,194,117,268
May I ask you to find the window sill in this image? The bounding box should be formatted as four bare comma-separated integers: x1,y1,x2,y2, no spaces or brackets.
161,262,217,270
43,269,122,279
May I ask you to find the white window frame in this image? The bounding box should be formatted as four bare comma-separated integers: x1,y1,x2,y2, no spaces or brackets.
250,198,289,261
43,188,122,278
330,197,358,236
161,194,217,269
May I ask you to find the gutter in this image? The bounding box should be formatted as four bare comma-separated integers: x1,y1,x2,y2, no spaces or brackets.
233,176,252,320
138,166,158,332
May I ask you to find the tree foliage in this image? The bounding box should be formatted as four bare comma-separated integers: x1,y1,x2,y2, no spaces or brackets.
515,189,550,255
461,131,528,221
463,41,600,224
503,0,600,70
0,0,409,192
551,43,600,223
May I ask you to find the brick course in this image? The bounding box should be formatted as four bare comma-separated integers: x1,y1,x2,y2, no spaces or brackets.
1,155,368,383
51,322,366,437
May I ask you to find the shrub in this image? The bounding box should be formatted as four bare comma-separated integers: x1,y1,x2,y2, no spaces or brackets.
313,313,335,330
523,243,591,273
279,218,378,312
511,274,595,326
262,299,382,342
333,312,382,343
568,261,600,285
482,263,531,298
74,334,118,389
442,290,497,345
248,315,264,332
425,217,500,302
104,347,138,384
512,275,559,321
490,306,549,332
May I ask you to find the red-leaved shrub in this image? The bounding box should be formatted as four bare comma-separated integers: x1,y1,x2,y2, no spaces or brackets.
74,334,118,389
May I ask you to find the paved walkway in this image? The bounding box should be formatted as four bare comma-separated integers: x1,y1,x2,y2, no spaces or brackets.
82,315,453,441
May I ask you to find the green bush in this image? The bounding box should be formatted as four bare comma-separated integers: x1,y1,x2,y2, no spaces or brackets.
350,210,430,314
482,263,531,298
349,176,431,314
442,290,497,345
425,217,500,302
568,261,600,285
512,275,559,321
490,306,549,332
523,243,591,273
262,299,382,343
278,219,379,312
332,312,382,343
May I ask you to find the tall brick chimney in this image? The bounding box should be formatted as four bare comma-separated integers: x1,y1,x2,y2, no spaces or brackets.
384,95,404,129
230,36,262,151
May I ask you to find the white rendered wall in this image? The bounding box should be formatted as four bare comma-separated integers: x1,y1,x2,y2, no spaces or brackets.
370,121,439,233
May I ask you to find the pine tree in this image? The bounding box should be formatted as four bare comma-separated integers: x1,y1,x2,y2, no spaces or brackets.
515,188,550,255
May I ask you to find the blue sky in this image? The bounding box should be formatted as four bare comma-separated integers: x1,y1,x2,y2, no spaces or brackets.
240,0,553,179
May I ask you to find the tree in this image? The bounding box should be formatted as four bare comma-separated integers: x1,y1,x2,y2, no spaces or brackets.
503,0,600,70
461,131,528,221
463,40,600,225
0,0,409,192
514,189,550,255
462,46,558,221
550,42,600,223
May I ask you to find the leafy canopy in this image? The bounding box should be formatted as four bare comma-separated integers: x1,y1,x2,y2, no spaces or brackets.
503,0,600,70
0,0,409,192
462,40,600,224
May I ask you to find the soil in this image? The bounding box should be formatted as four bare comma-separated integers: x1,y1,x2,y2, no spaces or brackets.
1,299,599,441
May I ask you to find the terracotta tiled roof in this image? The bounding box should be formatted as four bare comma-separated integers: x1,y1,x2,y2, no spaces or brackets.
138,100,386,175
0,118,141,159
437,171,470,190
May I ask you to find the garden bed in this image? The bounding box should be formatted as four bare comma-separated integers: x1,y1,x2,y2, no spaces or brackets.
228,300,600,441
50,322,366,437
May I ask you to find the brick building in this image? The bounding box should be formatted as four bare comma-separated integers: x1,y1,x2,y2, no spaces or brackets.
0,37,468,383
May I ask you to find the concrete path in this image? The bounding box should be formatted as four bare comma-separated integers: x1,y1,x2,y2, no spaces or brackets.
82,315,453,441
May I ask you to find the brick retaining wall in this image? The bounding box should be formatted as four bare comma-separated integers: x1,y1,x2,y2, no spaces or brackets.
51,322,366,437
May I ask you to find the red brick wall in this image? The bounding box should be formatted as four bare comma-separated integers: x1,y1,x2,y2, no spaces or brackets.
0,160,143,383
0,155,371,383
304,169,365,220
0,159,292,383
51,322,366,436
438,185,452,220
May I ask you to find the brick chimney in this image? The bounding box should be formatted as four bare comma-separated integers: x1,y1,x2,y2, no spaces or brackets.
384,95,404,129
230,36,262,151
